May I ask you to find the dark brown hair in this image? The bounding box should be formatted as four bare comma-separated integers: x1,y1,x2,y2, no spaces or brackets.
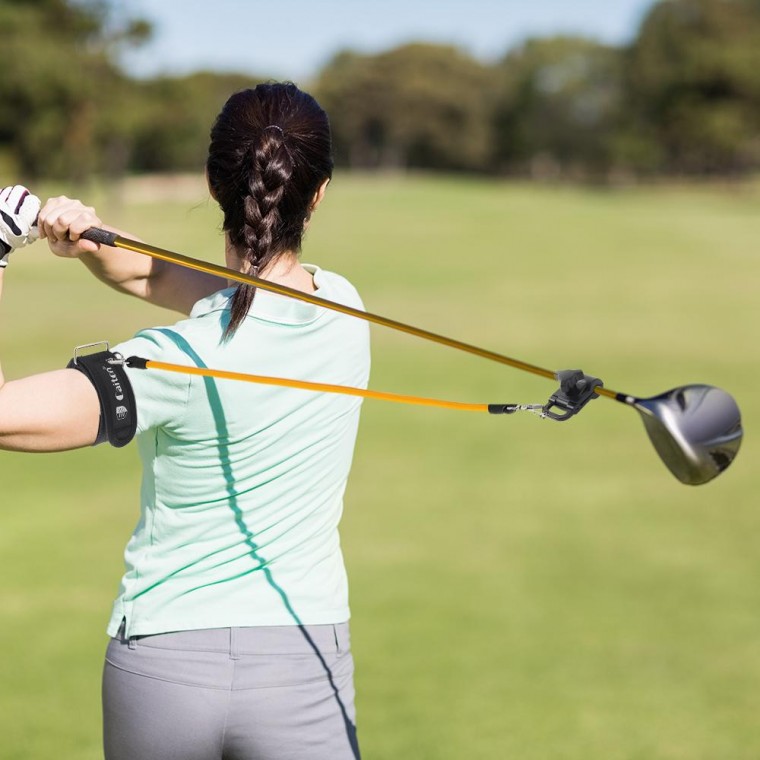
206,82,334,336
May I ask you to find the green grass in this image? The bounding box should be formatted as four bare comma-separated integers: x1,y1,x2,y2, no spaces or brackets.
1,174,758,759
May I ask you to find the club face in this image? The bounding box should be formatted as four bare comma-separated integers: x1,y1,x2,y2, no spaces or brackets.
633,385,742,485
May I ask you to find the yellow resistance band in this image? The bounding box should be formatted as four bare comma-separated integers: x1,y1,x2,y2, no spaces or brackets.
126,357,519,415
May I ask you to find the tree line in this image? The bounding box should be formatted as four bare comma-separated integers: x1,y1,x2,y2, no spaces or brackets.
2,0,759,182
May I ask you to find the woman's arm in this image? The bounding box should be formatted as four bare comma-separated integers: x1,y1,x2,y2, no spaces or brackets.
0,268,101,452
39,196,226,315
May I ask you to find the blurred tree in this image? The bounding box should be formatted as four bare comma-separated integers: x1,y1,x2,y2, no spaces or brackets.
492,37,625,179
625,0,760,174
0,0,150,181
315,43,495,171
129,72,258,173
4,0,759,182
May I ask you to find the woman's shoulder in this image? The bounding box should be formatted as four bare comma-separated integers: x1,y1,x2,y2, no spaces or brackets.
114,290,233,363
309,266,365,310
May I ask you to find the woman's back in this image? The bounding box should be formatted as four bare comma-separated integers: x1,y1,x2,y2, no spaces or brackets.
110,266,370,637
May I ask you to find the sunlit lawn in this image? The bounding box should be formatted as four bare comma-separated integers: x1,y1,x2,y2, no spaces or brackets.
1,173,758,759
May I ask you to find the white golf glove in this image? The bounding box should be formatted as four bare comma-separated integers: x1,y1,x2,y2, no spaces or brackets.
0,185,41,268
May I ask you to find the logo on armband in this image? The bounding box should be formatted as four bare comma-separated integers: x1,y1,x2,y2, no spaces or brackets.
105,366,125,401
115,406,128,421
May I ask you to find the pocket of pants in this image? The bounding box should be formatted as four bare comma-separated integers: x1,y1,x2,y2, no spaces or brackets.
105,636,234,690
230,647,355,690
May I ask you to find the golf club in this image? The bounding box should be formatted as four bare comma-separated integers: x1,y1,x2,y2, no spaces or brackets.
633,385,742,485
75,227,744,485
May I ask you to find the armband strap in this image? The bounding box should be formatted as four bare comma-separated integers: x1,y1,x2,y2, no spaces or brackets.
66,349,137,448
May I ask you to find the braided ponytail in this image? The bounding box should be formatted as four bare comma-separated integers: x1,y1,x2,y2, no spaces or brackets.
206,83,333,337
228,128,294,328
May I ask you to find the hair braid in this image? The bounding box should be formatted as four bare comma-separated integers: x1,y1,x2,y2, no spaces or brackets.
245,130,293,264
227,131,294,327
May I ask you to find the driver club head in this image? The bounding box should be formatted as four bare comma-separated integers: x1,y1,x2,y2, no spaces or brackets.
632,385,742,485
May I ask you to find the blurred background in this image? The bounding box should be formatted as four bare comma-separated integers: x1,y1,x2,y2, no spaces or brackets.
3,0,760,183
1,1,759,759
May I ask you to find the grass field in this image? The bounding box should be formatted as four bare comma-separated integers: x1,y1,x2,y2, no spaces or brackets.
0,173,758,759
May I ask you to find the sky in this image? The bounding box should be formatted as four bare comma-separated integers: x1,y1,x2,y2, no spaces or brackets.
119,0,659,82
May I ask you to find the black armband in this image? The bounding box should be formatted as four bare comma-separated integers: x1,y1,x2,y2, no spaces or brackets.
66,345,137,448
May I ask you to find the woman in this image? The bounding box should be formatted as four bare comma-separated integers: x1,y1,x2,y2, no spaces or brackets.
0,83,368,760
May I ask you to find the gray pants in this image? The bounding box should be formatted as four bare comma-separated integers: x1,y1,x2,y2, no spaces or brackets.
102,623,360,760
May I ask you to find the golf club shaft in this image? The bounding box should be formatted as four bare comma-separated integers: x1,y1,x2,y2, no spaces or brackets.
83,229,621,401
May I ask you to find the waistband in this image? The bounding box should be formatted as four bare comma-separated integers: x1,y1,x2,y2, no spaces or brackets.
115,620,351,656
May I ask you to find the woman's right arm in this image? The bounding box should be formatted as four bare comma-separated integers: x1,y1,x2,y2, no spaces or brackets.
38,196,226,315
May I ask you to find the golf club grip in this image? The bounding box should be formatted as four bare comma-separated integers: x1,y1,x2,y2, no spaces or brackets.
81,227,118,246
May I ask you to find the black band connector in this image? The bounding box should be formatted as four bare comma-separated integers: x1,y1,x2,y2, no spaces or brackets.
126,356,148,370
67,349,137,447
543,369,603,422
488,404,520,415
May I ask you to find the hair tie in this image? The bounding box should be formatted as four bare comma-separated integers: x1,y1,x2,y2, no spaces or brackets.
264,125,284,135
